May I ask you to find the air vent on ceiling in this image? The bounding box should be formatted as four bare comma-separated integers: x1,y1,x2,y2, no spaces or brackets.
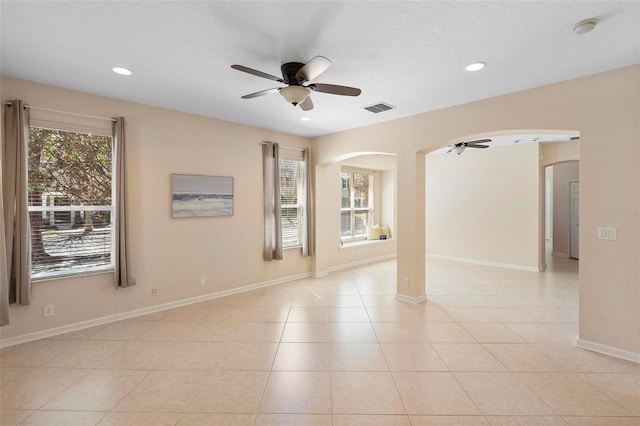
364,102,395,114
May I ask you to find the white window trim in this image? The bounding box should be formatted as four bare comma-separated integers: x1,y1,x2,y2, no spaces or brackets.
340,237,394,249
28,119,116,281
340,167,375,241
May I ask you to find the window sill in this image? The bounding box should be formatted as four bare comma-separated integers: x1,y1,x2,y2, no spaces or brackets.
31,267,114,283
340,238,394,250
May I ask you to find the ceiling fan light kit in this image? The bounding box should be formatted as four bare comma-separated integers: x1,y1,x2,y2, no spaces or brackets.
231,55,361,111
279,86,310,106
451,146,466,155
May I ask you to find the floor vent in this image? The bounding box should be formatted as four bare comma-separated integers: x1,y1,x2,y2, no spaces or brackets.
364,102,395,113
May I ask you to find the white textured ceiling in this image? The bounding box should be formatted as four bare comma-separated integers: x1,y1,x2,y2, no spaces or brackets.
1,1,639,138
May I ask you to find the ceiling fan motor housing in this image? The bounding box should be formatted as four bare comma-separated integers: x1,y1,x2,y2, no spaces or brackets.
281,62,305,85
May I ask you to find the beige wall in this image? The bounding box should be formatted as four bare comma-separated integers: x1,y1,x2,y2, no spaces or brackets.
541,140,580,167
314,65,640,356
426,143,541,269
552,161,580,257
1,76,312,340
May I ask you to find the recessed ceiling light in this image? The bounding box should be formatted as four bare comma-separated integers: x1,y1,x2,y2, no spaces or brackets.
112,66,132,76
465,62,486,72
573,18,597,35
300,117,311,121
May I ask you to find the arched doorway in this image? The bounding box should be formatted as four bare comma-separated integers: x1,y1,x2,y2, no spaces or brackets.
425,130,579,274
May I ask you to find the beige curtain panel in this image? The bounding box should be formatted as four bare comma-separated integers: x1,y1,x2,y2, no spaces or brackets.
1,100,32,326
0,150,8,325
113,117,136,288
0,108,9,325
262,142,283,261
302,148,314,257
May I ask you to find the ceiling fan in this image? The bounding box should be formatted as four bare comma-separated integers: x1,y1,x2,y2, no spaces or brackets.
447,138,492,155
231,56,361,111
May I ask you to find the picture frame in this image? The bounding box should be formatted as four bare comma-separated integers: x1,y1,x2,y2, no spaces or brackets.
171,174,234,218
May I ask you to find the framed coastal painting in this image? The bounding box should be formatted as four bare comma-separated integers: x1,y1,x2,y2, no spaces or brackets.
171,174,234,218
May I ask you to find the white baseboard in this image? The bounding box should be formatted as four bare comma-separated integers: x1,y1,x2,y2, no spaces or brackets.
427,254,542,272
326,253,397,274
0,272,310,349
1,254,398,348
575,338,640,364
395,293,427,304
552,251,570,258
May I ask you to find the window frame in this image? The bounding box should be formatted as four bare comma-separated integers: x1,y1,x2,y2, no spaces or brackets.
279,152,306,249
340,167,375,243
27,117,116,281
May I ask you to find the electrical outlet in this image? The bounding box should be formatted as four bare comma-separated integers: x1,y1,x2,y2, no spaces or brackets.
200,277,206,287
43,304,54,317
151,287,158,296
598,227,617,240
288,262,293,269
403,278,410,288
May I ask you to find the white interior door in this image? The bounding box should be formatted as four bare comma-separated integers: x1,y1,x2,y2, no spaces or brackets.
545,178,552,240
570,181,579,259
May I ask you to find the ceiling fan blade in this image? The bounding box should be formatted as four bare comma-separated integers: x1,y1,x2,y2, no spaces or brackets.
309,83,361,96
467,144,490,149
299,96,314,111
241,88,281,99
231,65,284,83
465,138,492,145
296,56,331,82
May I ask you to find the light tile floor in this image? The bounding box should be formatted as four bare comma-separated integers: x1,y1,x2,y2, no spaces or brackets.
1,254,639,425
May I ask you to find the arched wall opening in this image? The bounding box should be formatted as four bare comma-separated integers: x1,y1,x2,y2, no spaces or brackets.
540,141,581,264
313,152,398,276
425,130,579,274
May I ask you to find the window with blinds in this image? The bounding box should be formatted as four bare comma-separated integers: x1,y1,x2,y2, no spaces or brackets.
341,167,374,241
28,126,114,279
279,150,305,248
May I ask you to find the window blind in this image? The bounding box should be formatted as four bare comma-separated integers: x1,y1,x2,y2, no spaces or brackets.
279,155,305,248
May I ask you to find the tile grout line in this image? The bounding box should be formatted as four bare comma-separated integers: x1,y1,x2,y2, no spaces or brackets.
252,292,294,424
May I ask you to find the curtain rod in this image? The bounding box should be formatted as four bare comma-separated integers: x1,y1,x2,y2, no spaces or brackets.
2,101,116,122
260,142,306,152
